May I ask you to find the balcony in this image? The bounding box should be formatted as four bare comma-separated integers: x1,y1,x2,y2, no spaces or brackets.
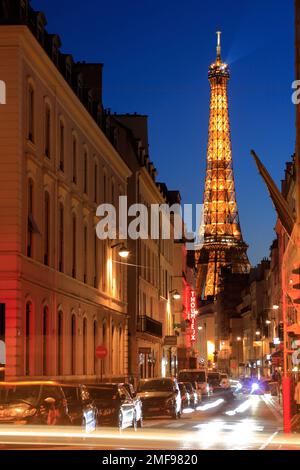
137,315,163,338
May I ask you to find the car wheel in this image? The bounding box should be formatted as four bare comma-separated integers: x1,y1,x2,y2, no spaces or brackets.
137,416,143,428
82,417,86,432
132,413,137,430
172,407,178,420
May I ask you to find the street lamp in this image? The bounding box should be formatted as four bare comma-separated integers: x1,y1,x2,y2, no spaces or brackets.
111,243,130,258
169,289,181,300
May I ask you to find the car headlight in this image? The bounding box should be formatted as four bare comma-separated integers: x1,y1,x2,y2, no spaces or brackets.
251,383,259,392
23,408,37,418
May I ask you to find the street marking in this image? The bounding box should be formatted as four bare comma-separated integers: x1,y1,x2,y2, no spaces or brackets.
259,431,278,450
165,422,185,428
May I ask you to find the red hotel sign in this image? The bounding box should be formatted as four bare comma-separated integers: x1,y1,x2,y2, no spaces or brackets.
187,289,197,344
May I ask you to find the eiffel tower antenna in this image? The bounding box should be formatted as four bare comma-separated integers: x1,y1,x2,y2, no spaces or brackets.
216,30,221,59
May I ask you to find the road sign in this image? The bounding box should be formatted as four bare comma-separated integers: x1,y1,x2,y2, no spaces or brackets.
95,345,107,359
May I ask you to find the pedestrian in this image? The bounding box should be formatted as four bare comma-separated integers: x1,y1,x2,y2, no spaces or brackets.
294,380,300,413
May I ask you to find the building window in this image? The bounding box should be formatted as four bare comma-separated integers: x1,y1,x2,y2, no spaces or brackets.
102,321,107,374
59,121,64,171
72,136,77,184
83,318,87,375
77,76,83,100
71,314,76,375
88,93,93,114
59,204,64,272
103,172,107,202
27,179,34,258
94,233,98,288
42,306,49,376
44,104,51,157
44,191,50,266
111,179,115,205
25,301,33,376
94,163,98,203
119,326,123,375
84,225,88,284
84,151,88,194
102,241,107,292
57,311,63,376
28,84,34,142
72,215,76,278
93,321,97,375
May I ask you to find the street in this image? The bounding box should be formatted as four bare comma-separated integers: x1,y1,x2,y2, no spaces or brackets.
0,394,298,450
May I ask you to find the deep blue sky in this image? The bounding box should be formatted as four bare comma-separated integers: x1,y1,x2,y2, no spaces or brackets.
32,0,295,265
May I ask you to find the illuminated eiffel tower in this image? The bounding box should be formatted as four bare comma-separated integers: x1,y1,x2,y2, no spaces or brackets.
196,32,250,299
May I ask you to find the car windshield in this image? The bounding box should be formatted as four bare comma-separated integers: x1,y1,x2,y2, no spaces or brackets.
138,380,174,392
88,386,118,400
178,371,206,383
184,383,193,392
207,373,220,385
0,385,41,406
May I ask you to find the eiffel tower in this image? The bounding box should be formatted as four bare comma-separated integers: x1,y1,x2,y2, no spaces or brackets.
196,32,250,299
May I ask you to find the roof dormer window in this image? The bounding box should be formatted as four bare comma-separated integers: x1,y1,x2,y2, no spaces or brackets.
77,75,83,100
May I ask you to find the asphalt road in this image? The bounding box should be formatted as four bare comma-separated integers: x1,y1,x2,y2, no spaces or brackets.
0,394,298,450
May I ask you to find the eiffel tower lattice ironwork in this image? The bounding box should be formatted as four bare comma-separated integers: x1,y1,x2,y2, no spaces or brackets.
196,31,250,299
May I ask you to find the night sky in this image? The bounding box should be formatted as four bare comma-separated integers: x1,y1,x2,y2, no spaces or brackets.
31,0,294,265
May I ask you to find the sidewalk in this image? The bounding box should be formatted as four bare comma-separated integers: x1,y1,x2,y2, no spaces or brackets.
262,395,300,432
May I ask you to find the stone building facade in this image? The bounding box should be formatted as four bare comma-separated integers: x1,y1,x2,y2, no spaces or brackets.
0,2,131,381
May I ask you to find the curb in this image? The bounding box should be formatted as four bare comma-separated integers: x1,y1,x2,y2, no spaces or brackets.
262,396,283,421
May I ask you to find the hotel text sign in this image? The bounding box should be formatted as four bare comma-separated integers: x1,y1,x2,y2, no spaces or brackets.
187,290,197,344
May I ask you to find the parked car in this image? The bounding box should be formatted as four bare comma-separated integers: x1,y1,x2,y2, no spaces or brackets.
178,382,190,409
87,383,140,429
178,369,209,399
182,382,200,408
123,382,143,427
219,373,230,389
137,378,181,419
0,381,70,425
207,371,221,390
61,384,97,431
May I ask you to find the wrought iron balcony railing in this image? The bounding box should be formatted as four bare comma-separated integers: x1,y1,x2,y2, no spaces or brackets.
137,315,163,338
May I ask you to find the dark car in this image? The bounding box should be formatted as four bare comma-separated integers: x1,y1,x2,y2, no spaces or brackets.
183,382,200,409
137,378,181,419
207,372,222,393
61,384,97,432
0,381,70,425
87,383,139,429
123,382,143,427
178,369,209,399
178,382,190,410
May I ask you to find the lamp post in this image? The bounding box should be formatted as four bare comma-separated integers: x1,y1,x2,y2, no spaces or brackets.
237,336,242,378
